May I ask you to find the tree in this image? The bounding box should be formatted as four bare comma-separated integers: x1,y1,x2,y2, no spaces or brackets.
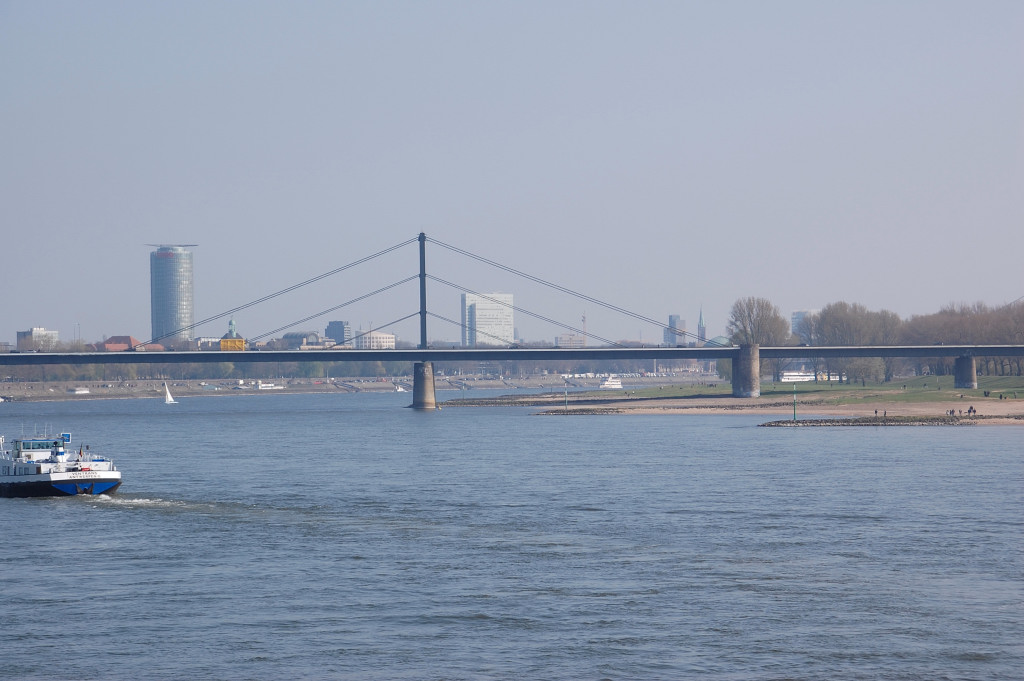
902,301,1023,376
726,297,790,346
726,297,792,381
809,302,906,382
875,309,903,381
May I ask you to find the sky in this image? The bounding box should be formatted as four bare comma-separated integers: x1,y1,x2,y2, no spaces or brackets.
2,1,1022,347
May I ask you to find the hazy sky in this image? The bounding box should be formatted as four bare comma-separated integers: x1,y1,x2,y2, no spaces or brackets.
3,1,1022,346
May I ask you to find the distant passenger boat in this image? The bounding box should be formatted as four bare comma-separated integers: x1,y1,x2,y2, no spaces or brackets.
600,375,623,389
256,381,284,390
164,382,177,404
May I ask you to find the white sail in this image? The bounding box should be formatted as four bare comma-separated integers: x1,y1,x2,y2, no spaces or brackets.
164,382,177,404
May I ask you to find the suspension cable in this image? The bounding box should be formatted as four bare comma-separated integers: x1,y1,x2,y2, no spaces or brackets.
426,312,514,347
427,236,704,344
250,276,418,341
427,275,622,347
346,313,421,344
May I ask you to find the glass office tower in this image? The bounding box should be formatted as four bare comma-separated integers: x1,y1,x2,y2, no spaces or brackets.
150,245,195,346
460,293,514,347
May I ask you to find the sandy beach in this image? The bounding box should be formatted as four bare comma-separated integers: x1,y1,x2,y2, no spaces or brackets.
528,393,1024,425
437,379,1024,425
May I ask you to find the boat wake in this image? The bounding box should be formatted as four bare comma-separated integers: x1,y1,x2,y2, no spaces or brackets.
89,495,195,511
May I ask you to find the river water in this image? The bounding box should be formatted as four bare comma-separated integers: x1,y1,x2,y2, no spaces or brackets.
2,391,1021,680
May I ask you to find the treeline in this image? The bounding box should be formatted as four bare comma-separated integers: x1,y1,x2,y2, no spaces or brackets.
1,360,419,383
2,357,673,383
727,297,1024,382
6,299,1022,383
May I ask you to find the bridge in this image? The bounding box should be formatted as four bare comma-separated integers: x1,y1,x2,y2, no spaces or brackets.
4,233,1022,408
3,345,1022,408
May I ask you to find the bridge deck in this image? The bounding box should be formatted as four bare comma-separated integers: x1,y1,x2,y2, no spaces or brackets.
1,345,1022,366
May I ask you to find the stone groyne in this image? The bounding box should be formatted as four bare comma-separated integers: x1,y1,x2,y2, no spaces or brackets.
760,415,982,427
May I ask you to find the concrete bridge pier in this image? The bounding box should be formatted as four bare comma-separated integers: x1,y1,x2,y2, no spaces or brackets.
412,361,437,410
732,344,760,398
954,355,977,390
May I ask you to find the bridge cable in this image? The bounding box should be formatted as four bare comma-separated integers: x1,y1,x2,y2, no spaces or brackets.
429,309,606,348
251,312,419,352
346,313,421,345
427,275,622,347
141,237,418,347
426,313,516,347
428,277,619,346
249,276,419,342
427,237,713,345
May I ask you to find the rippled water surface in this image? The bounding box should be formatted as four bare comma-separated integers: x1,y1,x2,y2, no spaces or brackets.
2,392,1021,680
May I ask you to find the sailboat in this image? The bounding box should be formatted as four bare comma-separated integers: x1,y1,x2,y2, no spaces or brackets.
164,382,177,404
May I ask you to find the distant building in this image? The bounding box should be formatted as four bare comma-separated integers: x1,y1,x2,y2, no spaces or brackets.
16,327,59,351
555,333,586,348
196,336,224,350
222,318,241,340
89,336,164,352
150,245,195,347
791,309,817,338
279,331,335,350
197,319,246,350
663,315,686,346
353,330,395,350
697,307,707,344
461,293,514,347
325,321,353,347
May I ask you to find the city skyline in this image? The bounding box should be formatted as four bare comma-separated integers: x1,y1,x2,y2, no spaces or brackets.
4,246,725,349
2,3,1021,345
2,232,1016,350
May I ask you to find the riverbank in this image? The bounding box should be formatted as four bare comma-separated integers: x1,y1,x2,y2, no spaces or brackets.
4,376,1023,425
442,382,1024,425
760,415,1018,426
0,378,404,402
0,373,710,402
524,402,1024,424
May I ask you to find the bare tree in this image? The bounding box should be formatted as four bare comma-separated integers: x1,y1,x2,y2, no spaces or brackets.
902,300,1023,376
726,297,792,381
875,309,903,380
726,297,790,346
814,302,890,382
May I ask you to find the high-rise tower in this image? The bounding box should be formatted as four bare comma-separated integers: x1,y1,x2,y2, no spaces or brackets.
664,314,685,346
461,293,514,347
150,245,196,347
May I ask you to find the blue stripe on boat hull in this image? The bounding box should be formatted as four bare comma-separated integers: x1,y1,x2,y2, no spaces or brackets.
0,480,122,498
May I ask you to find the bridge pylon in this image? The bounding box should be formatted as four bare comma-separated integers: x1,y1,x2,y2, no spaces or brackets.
954,355,977,390
411,234,438,409
412,361,437,410
732,344,760,398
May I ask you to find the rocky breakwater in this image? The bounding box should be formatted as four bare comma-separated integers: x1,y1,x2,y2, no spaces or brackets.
761,415,980,427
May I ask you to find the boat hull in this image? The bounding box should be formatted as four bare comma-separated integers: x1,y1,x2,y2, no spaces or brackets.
1,476,122,498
